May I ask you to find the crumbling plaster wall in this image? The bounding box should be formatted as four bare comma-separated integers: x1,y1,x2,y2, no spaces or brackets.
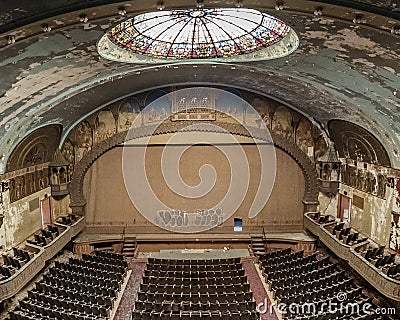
0,187,50,251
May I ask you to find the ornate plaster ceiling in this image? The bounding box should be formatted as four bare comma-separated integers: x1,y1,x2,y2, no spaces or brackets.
0,0,399,172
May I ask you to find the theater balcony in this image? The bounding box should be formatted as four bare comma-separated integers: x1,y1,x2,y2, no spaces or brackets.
304,212,400,304
50,182,70,197
0,215,84,300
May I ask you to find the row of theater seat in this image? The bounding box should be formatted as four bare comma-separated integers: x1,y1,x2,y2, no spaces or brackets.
94,249,124,261
314,215,400,281
133,258,259,320
67,257,126,275
82,253,128,268
57,214,78,225
139,283,250,294
329,222,368,246
1,247,35,280
259,248,388,320
26,225,60,247
132,310,259,320
6,250,127,320
311,213,368,246
144,264,244,278
311,212,334,224
142,275,247,286
137,291,254,304
360,245,400,279
145,262,242,271
135,300,257,313
147,258,241,265
144,267,244,277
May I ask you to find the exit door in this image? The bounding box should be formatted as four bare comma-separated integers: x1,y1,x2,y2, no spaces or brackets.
40,196,52,228
337,193,351,223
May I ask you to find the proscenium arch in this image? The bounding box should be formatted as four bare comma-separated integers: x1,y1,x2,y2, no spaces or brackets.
69,123,319,215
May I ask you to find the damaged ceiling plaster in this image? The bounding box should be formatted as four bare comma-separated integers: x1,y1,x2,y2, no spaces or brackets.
0,0,399,172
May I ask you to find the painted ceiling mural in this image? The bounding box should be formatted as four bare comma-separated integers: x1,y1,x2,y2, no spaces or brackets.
0,1,399,173
59,88,328,166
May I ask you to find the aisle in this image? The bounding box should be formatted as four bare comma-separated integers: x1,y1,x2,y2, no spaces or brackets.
114,259,146,320
242,257,279,320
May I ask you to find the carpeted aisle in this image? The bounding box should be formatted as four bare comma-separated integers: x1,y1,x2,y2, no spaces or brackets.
114,257,278,320
114,259,146,320
242,257,279,320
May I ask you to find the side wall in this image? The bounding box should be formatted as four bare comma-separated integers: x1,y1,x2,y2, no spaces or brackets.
319,184,393,247
0,187,50,250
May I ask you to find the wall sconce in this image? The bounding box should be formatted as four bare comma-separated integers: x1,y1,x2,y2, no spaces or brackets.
118,6,127,15
7,35,15,45
42,24,52,32
275,2,284,10
156,1,165,10
235,0,243,8
353,14,363,24
314,7,323,16
196,0,204,8
79,14,88,23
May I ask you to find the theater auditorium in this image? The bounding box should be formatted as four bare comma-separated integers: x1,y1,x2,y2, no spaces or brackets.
0,1,399,319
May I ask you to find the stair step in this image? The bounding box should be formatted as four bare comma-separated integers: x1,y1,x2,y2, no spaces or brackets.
122,237,136,258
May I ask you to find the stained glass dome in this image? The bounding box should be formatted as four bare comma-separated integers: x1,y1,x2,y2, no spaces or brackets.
97,8,299,63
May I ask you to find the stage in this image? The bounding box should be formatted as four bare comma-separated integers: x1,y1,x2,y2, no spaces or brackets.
138,248,250,260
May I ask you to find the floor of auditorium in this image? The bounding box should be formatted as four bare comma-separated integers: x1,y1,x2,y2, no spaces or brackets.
1,246,397,320
0,248,280,320
115,249,278,320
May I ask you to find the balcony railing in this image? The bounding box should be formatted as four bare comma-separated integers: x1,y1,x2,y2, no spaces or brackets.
0,216,84,300
50,182,70,197
318,179,339,193
350,245,400,301
304,212,400,302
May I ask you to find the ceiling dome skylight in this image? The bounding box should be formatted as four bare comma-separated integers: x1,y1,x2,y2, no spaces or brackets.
97,8,299,63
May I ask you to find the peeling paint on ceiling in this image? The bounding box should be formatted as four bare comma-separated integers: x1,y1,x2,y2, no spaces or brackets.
0,3,399,172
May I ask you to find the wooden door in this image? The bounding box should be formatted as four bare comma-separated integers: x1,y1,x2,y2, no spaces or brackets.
40,196,52,227
337,193,351,222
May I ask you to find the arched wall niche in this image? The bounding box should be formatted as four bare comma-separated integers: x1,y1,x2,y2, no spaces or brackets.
328,119,391,167
328,119,392,200
6,124,62,173
3,124,60,203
